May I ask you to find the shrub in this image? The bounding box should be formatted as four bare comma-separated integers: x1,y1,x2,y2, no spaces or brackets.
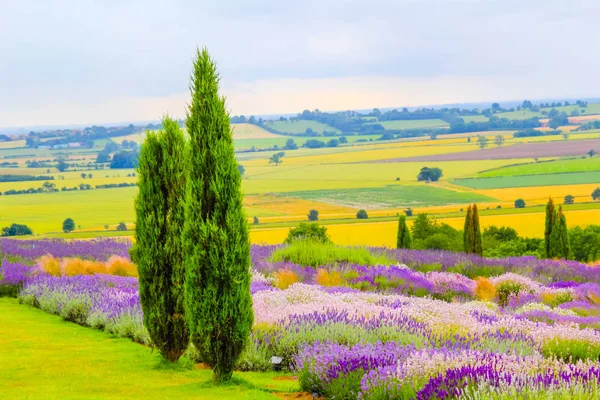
1,223,33,237
273,269,300,289
62,218,76,233
285,223,331,245
271,240,393,267
116,222,127,231
475,277,496,301
308,209,319,221
497,281,522,307
356,209,368,219
316,269,343,287
253,216,259,225
564,194,575,205
514,199,526,208
38,255,61,276
106,256,137,277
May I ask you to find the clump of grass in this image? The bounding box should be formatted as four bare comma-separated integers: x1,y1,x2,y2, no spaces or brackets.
270,240,394,267
273,269,300,289
37,255,138,277
475,277,496,301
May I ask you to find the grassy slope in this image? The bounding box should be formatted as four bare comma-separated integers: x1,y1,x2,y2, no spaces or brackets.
264,120,340,134
453,171,600,189
0,298,298,400
476,157,600,177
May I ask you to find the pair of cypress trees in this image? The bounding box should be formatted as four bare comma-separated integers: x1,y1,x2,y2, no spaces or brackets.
463,204,482,256
133,49,252,382
544,198,570,259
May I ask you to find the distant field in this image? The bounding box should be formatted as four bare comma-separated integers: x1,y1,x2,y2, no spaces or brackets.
234,134,382,150
460,115,489,123
0,140,26,149
231,123,280,139
264,120,340,134
453,171,600,189
477,157,600,178
369,119,449,130
284,184,495,209
494,110,542,120
475,183,600,204
541,103,600,115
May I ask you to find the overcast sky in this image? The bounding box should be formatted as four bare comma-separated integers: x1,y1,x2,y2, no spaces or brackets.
2,0,600,128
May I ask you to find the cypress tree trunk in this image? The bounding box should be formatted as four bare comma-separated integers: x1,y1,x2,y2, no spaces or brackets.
472,204,483,256
182,48,253,382
133,117,188,362
463,205,473,253
544,197,555,258
396,215,412,249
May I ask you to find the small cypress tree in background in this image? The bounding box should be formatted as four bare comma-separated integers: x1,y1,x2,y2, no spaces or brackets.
463,205,473,253
182,48,253,382
133,116,188,362
396,215,412,249
471,204,483,256
549,205,570,259
544,197,556,258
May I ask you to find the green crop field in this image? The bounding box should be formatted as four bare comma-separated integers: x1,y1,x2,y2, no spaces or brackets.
453,171,600,189
0,298,298,399
493,110,542,120
368,119,449,130
284,184,495,209
540,103,600,115
477,157,600,178
263,120,340,134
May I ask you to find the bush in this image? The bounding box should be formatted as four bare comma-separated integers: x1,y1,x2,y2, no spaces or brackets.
271,240,393,267
514,199,526,208
417,167,443,182
62,218,75,233
564,194,574,205
356,209,368,219
1,223,33,236
308,209,319,221
116,222,127,231
253,216,259,225
285,223,331,244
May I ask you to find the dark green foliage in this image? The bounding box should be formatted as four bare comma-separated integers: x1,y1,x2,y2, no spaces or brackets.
463,204,483,256
116,222,128,231
56,157,69,172
564,194,574,205
268,152,284,166
411,213,462,251
253,216,259,225
133,117,188,362
62,218,75,233
544,197,555,258
285,138,298,150
356,209,368,219
592,187,600,201
416,167,443,182
1,223,33,236
483,226,518,242
411,213,437,240
569,225,600,262
285,222,331,244
404,208,413,217
182,49,253,382
308,209,319,221
514,198,526,208
237,164,245,176
396,215,412,249
549,206,570,260
110,151,139,169
96,151,111,163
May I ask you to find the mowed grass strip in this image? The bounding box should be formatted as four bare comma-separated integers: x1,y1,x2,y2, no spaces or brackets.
0,298,298,400
476,157,600,178
453,171,600,189
283,184,495,209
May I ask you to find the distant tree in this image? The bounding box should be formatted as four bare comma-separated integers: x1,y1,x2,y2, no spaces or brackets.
88,173,93,179
338,136,348,144
404,208,413,217
463,204,483,256
491,103,500,111
253,216,259,225
562,132,570,141
104,224,109,230
285,138,298,150
477,135,489,149
494,135,505,147
514,199,526,208
327,139,339,147
269,152,285,166
96,151,111,163
110,151,139,169
116,222,128,231
483,226,518,242
356,209,369,219
62,218,76,233
417,167,443,182
592,188,600,201
588,149,597,158
544,198,555,258
1,223,33,237
549,205,570,259
411,213,437,241
308,209,319,221
304,139,326,149
564,194,575,205
81,173,87,179
56,157,69,172
396,215,412,249
285,222,331,244
237,164,245,176
549,120,561,130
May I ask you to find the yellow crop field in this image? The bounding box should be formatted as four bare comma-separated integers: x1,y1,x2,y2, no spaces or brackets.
245,194,356,215
476,183,600,204
0,140,26,149
231,123,281,139
113,132,147,144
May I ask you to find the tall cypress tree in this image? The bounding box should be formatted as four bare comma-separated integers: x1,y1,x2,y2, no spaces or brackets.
544,197,555,258
133,116,188,362
182,48,253,382
549,205,570,259
396,215,412,249
471,204,483,256
463,205,473,253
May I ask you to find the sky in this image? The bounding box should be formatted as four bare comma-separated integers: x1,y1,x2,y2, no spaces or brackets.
2,0,600,128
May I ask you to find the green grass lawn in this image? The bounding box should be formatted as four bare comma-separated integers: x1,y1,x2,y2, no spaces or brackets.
264,120,340,134
476,157,600,178
284,184,495,208
368,119,449,130
453,171,600,189
0,298,299,400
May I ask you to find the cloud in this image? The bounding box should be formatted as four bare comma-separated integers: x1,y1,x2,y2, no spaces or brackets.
1,0,599,127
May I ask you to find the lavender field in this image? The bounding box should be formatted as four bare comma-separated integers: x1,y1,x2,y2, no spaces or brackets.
2,238,600,399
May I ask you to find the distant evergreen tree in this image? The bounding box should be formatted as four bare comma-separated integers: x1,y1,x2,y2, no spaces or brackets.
544,197,556,258
549,205,570,259
463,204,482,256
182,49,253,382
396,215,412,249
463,205,473,253
133,117,189,362
472,204,483,256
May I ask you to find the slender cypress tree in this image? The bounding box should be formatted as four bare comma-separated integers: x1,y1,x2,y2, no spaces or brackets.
471,204,483,256
549,205,570,259
463,205,473,253
182,48,253,382
396,215,412,249
133,117,188,362
544,197,555,258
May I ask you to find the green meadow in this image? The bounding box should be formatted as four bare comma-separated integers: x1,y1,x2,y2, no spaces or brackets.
477,157,600,178
453,171,600,189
